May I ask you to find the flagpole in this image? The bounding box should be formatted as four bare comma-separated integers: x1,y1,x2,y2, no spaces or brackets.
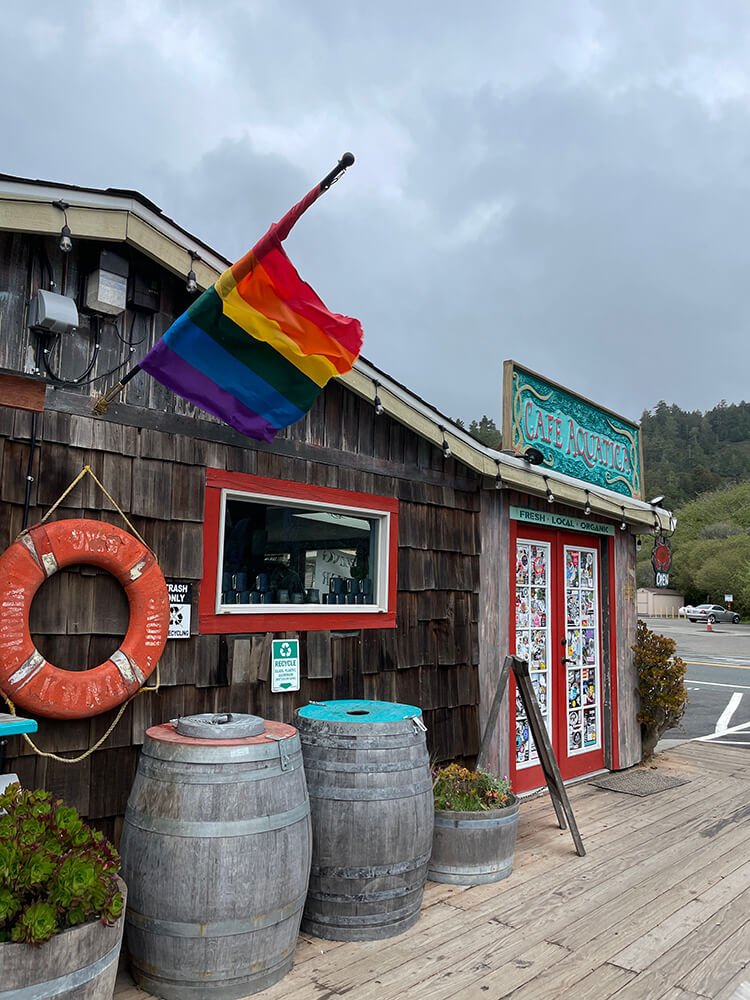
93,153,356,416
320,151,355,191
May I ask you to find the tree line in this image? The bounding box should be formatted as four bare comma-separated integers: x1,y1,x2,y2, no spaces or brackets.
640,399,750,506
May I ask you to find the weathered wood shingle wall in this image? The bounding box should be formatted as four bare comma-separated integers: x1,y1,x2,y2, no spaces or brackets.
1,377,482,844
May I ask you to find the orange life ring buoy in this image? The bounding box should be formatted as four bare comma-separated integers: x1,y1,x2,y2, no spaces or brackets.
0,519,170,720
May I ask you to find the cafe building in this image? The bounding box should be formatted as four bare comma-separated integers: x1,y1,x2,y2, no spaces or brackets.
0,173,672,836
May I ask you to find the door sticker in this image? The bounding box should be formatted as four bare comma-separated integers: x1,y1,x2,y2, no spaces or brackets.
515,540,552,767
564,545,601,753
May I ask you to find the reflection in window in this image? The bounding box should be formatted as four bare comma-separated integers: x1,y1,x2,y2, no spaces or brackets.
220,497,380,608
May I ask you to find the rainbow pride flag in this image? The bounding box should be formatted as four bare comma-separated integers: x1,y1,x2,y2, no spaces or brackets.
140,184,363,441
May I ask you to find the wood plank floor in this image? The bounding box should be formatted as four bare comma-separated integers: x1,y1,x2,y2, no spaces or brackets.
114,742,750,999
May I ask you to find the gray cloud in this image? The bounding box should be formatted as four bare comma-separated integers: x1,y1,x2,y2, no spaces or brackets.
3,0,750,426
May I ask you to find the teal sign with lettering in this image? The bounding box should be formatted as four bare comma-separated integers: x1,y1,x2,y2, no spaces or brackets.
503,361,643,499
510,506,615,535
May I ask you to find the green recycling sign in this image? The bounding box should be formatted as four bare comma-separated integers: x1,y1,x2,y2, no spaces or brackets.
271,639,300,693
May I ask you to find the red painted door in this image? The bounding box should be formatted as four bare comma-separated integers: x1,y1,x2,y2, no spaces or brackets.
510,523,608,793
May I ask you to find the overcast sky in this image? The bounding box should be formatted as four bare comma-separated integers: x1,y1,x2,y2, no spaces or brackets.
3,1,750,427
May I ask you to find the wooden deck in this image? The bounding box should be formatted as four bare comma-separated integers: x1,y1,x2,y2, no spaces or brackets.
115,741,750,1000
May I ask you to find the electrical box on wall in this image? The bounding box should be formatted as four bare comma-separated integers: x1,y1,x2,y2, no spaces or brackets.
127,271,161,313
84,250,129,315
28,289,79,334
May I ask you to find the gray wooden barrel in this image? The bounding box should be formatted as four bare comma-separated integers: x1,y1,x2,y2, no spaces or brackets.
0,877,126,1000
295,699,433,941
428,798,520,884
120,715,312,1000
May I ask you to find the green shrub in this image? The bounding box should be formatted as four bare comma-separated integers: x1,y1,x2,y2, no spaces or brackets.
0,784,123,945
432,763,513,811
633,620,688,757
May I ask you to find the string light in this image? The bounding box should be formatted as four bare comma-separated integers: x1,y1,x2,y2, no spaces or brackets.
620,506,627,531
52,200,72,252
495,459,503,489
372,380,384,416
544,476,555,504
584,490,591,516
439,426,451,459
186,250,201,294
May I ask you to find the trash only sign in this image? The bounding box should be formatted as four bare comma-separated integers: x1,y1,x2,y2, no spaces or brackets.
271,639,300,693
167,582,192,639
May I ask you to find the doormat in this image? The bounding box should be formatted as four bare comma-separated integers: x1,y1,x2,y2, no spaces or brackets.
589,769,690,797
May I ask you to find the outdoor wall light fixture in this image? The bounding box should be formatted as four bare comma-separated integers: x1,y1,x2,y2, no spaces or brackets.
544,476,555,504
584,490,591,516
186,251,201,294
439,426,451,460
523,446,545,466
52,200,72,253
620,506,627,531
372,380,384,416
648,495,665,506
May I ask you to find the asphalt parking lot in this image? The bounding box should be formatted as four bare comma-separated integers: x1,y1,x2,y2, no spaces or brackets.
644,617,750,748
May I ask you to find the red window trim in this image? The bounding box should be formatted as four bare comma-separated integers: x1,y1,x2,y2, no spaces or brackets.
199,468,398,633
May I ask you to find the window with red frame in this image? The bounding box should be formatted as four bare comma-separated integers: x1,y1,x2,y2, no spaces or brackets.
200,469,398,633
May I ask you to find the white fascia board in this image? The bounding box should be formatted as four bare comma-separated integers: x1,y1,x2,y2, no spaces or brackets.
0,178,228,274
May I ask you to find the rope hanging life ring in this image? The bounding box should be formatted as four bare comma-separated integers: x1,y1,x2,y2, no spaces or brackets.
0,519,170,720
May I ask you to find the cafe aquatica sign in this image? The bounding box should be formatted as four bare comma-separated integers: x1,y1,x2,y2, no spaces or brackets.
502,361,644,499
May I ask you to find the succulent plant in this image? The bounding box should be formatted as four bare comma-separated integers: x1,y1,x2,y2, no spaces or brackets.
0,783,122,945
432,763,513,811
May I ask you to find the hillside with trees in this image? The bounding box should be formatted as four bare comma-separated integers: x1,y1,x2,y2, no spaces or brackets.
641,400,750,506
637,482,750,617
638,401,750,616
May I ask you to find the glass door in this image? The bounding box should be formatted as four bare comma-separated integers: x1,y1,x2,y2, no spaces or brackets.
561,541,603,771
511,526,606,792
514,539,553,772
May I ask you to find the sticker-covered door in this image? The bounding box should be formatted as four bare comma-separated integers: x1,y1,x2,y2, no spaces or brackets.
512,527,606,792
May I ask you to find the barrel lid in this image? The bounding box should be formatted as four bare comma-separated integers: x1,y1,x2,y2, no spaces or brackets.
297,699,422,723
175,713,265,739
145,719,296,746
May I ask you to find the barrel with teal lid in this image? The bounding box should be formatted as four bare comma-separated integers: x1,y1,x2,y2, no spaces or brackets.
120,713,312,999
295,699,433,941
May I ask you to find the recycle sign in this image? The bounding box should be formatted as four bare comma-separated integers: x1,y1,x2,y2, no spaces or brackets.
271,639,300,693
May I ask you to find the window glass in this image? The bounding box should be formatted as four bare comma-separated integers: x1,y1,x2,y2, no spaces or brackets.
219,495,381,609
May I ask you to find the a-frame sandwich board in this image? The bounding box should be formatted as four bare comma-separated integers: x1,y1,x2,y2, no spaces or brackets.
477,653,585,857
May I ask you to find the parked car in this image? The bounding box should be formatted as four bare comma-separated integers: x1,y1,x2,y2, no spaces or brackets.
688,604,740,624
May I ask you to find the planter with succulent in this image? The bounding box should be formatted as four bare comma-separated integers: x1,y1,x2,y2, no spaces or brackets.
427,763,519,885
0,782,126,1000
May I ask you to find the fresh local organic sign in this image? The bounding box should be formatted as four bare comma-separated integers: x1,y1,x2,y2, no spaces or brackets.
510,507,615,536
502,361,643,499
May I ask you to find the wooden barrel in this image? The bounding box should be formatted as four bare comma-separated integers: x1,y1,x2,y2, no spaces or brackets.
0,877,126,1000
120,716,312,1000
296,699,433,941
428,799,520,884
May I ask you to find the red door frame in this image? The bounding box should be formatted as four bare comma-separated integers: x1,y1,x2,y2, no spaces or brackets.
509,519,618,793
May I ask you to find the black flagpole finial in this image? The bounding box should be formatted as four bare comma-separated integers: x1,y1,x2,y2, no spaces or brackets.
320,152,356,191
